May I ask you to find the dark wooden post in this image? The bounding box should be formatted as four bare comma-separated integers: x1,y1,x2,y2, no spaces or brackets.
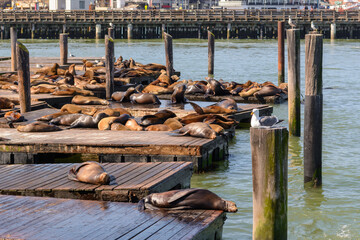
287,29,301,137
304,33,323,187
251,127,288,240
108,27,114,39
278,21,284,85
164,32,173,77
10,27,17,72
16,41,31,113
208,30,215,77
227,23,231,40
59,33,68,65
105,35,114,100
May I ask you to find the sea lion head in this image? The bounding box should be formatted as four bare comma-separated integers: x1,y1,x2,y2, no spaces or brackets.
98,172,110,185
224,200,238,212
205,128,217,139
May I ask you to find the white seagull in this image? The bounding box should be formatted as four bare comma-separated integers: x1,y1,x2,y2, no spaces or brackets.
288,16,297,29
311,21,318,32
251,109,283,128
69,52,75,57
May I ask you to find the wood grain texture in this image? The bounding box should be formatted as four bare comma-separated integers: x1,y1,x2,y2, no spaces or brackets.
10,27,17,72
105,34,115,99
208,31,215,77
164,32,174,77
305,34,323,96
59,33,68,65
16,41,31,113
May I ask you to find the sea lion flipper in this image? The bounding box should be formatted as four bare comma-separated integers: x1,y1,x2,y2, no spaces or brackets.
67,166,81,182
189,102,204,115
167,189,200,204
138,199,146,211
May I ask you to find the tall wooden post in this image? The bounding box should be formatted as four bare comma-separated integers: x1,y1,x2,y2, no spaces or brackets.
31,24,35,39
105,35,114,100
277,21,284,85
95,24,101,39
330,23,336,40
108,27,114,39
227,23,231,40
164,32,173,77
198,25,201,39
10,27,17,72
287,29,301,137
127,23,133,40
304,33,323,187
161,24,165,39
208,30,215,77
59,33,68,65
16,41,31,113
251,127,288,240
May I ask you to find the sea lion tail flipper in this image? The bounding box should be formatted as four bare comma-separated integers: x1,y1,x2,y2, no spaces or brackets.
138,198,146,211
189,102,204,115
67,166,80,182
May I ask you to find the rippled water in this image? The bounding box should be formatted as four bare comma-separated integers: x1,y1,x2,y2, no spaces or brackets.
1,38,359,239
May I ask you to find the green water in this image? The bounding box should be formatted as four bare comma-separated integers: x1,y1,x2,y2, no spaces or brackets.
1,38,359,239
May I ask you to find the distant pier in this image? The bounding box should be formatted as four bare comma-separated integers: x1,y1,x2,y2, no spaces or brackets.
0,9,359,39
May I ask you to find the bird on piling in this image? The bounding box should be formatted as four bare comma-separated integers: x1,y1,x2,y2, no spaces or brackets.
251,109,283,128
288,16,297,29
311,21,318,32
69,52,75,57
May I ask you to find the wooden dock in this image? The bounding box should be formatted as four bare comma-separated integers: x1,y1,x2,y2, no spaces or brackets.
0,129,228,172
0,162,192,202
0,195,226,239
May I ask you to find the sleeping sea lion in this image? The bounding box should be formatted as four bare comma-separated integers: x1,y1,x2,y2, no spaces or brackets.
17,122,62,132
60,104,97,116
209,124,225,135
0,97,15,109
216,98,239,111
176,122,217,139
125,118,143,131
37,111,70,121
71,95,109,105
130,93,161,104
164,118,183,130
142,85,172,94
50,113,84,126
98,114,130,130
145,124,172,131
230,86,243,95
69,112,108,128
111,123,131,131
207,79,229,96
111,87,136,102
253,85,282,98
239,87,261,98
4,111,25,123
30,86,55,94
93,108,131,117
171,84,187,104
68,161,111,185
185,83,206,95
190,102,237,115
138,188,237,212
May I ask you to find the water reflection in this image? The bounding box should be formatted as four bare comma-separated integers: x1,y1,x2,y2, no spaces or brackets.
288,135,303,168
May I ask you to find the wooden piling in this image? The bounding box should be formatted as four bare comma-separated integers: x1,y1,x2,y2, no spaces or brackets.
304,33,323,187
10,27,17,72
208,30,215,77
16,41,31,113
108,27,114,39
287,29,301,137
95,24,101,39
164,32,173,77
161,24,165,39
227,23,231,40
251,127,288,240
198,25,201,39
105,35,114,100
127,23,133,40
59,33,68,65
277,21,284,85
330,23,336,40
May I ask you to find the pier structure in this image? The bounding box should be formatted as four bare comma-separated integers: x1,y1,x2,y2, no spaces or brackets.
0,10,359,39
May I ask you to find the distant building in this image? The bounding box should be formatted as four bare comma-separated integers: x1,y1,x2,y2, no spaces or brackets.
218,0,318,9
49,0,93,10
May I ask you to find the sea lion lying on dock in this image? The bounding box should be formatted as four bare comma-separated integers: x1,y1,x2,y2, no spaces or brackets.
71,95,109,105
140,110,177,126
111,87,136,102
111,123,130,131
0,97,16,109
138,188,237,212
130,93,161,105
206,79,229,96
189,102,237,115
253,85,282,98
175,122,217,139
171,84,187,104
37,111,70,122
69,113,108,128
4,111,25,123
68,161,111,185
98,114,131,130
125,119,143,131
60,104,97,115
17,122,62,132
145,124,172,131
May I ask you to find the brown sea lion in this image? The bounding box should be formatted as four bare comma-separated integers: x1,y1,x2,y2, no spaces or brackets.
69,112,108,128
157,72,172,85
171,84,187,104
17,122,62,132
145,124,172,131
37,111,70,121
230,86,243,95
138,188,237,212
176,122,217,139
209,124,225,134
4,111,25,123
130,93,161,105
50,113,84,126
0,97,16,109
110,123,130,131
185,83,206,95
254,85,282,98
111,87,136,102
190,102,237,115
31,85,55,94
68,161,111,185
207,79,229,96
239,87,261,98
164,118,183,130
68,64,76,76
93,108,131,117
204,116,237,129
215,98,239,111
98,114,131,130
125,118,143,131
142,85,172,94
60,104,97,116
71,95,109,105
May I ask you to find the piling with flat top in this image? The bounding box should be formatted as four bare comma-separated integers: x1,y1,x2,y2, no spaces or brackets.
304,33,323,187
10,27,17,72
287,29,301,137
16,41,31,113
164,32,173,77
108,27,114,39
278,21,284,85
251,127,288,240
198,25,201,39
208,31,215,77
59,33,68,65
330,23,336,40
95,24,101,39
127,23,133,40
105,35,114,99
161,24,165,38
227,23,231,40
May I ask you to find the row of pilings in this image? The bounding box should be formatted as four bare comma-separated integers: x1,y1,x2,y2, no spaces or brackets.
1,23,360,40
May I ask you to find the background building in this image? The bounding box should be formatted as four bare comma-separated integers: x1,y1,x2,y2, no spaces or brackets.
49,0,92,10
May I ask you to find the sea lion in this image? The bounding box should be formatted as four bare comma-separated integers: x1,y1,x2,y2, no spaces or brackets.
140,115,164,126
145,124,172,131
209,124,225,135
130,93,161,105
216,98,239,111
125,118,143,131
204,116,237,129
30,85,55,94
207,79,229,96
68,64,76,76
176,122,217,139
171,84,187,104
185,83,206,95
69,112,108,128
0,97,16,109
138,188,237,212
93,108,131,117
164,118,183,130
17,122,62,132
142,85,172,94
4,111,25,123
50,113,84,126
60,104,97,116
71,95,109,105
239,87,261,98
111,87,136,102
230,86,243,95
98,114,130,130
37,111,70,121
253,85,282,98
157,72,172,85
68,161,111,185
190,102,237,115
110,123,131,131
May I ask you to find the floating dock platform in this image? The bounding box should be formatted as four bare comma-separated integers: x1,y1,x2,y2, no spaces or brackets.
0,195,226,240
0,162,192,202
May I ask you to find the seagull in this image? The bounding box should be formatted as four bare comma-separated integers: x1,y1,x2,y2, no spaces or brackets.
36,64,44,68
311,21,318,32
288,16,297,29
251,109,283,128
69,52,75,57
109,22,113,27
